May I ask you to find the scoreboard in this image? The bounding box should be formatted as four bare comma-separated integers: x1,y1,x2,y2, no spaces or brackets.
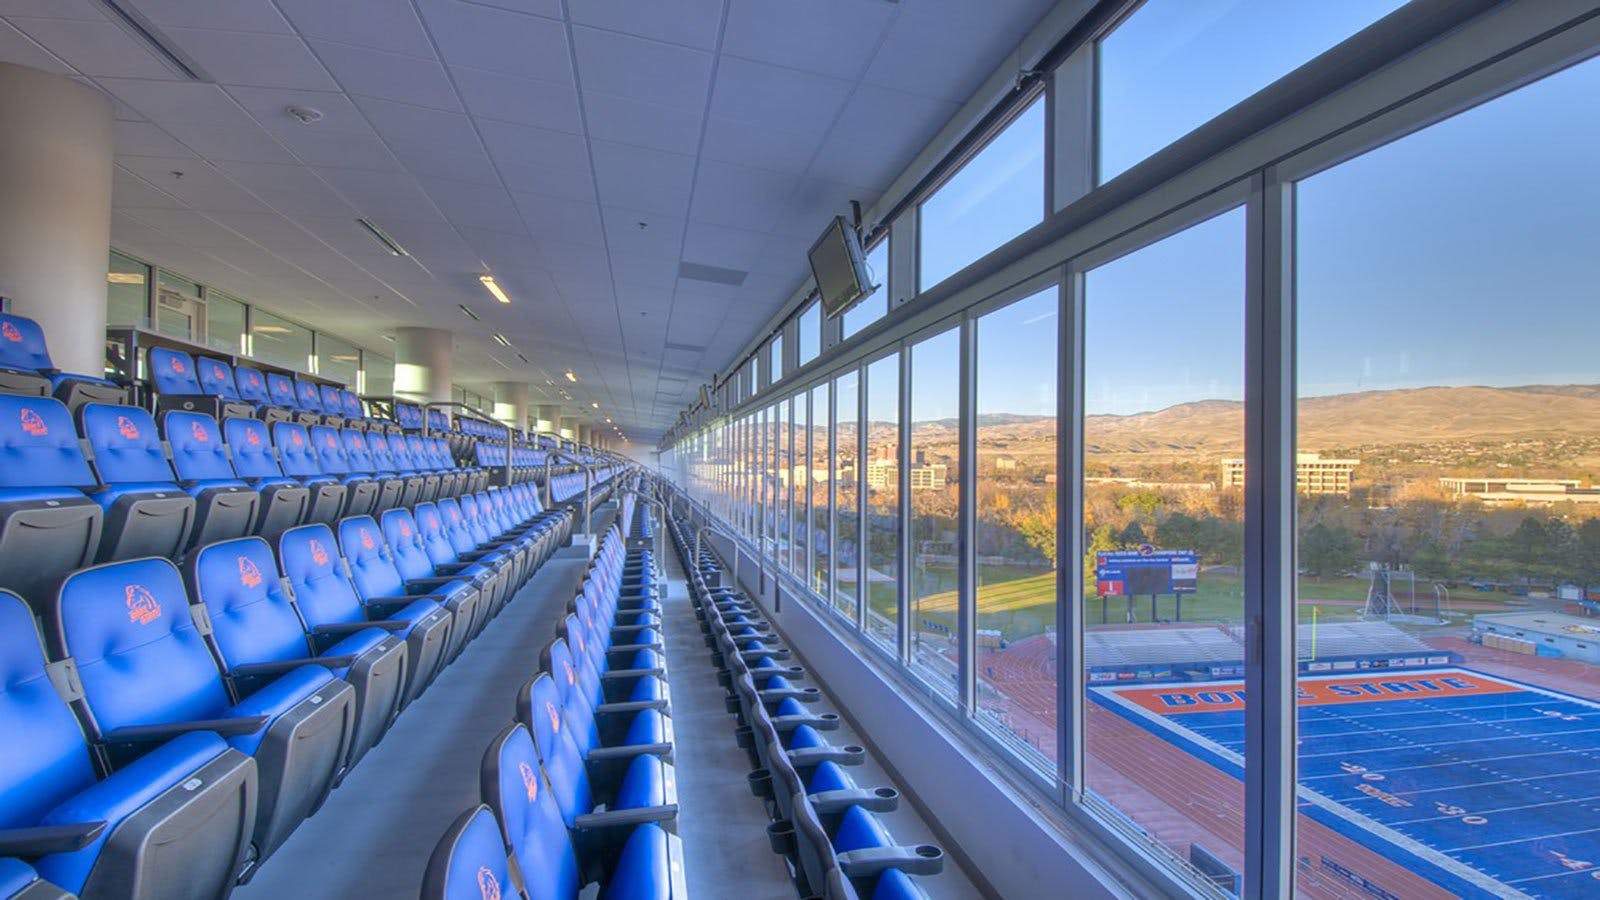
1096,545,1198,596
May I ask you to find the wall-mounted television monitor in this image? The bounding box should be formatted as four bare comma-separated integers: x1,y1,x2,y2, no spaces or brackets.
809,215,876,320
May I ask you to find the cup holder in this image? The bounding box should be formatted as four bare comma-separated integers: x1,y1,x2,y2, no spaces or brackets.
915,845,943,860
766,820,796,855
747,769,774,799
801,687,820,696
820,713,839,721
844,745,864,754
875,787,898,799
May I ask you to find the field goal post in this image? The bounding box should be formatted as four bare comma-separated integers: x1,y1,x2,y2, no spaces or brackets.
1363,565,1441,622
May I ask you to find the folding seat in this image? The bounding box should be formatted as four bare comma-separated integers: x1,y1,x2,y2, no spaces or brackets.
476,724,685,900
193,357,258,420
264,373,299,413
223,417,311,537
189,537,406,771
53,558,355,864
294,381,327,420
336,391,369,431
366,432,424,508
395,435,442,503
419,806,517,900
337,516,474,665
518,669,670,791
161,410,261,550
278,523,449,708
426,409,449,433
146,348,245,422
0,312,126,410
542,636,665,720
309,424,378,517
0,589,255,899
394,403,423,432
460,494,540,577
271,421,346,525
379,507,492,645
0,396,103,609
415,502,518,617
317,385,345,421
436,497,530,589
423,437,463,498
342,429,402,512
78,403,195,563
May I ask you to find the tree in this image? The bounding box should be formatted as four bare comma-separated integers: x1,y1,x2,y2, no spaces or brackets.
1509,516,1549,566
1008,510,1058,569
1118,521,1148,547
1577,518,1600,588
1301,523,1360,578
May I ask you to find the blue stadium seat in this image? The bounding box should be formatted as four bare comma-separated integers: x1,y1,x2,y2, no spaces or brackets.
393,436,441,503
383,506,497,639
161,410,261,550
78,403,195,563
188,537,405,771
0,312,126,411
309,424,377,517
338,516,475,664
0,588,255,898
419,806,517,900
415,501,517,623
234,365,270,407
53,558,354,863
0,396,102,609
278,523,450,708
480,724,682,900
0,858,70,899
293,381,324,419
337,390,365,423
223,417,310,537
394,403,423,432
518,669,670,790
271,422,346,525
366,432,424,508
317,385,344,421
341,429,402,512
264,373,298,412
436,496,529,589
147,348,250,423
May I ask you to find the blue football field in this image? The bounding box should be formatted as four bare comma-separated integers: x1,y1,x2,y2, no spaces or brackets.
1092,668,1600,899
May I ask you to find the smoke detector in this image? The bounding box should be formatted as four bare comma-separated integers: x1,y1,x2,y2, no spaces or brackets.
286,106,324,125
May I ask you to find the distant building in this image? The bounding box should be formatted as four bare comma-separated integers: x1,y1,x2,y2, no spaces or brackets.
1221,453,1359,495
994,456,1018,470
866,458,896,489
1440,476,1600,506
909,463,948,491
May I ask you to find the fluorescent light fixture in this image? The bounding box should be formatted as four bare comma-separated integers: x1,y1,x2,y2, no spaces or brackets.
480,275,511,304
356,218,409,257
459,304,479,321
604,417,612,423
107,272,146,285
252,325,291,335
491,333,511,348
564,370,578,382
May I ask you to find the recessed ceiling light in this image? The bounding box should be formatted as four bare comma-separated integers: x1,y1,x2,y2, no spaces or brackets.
564,370,578,383
480,275,511,304
590,402,599,409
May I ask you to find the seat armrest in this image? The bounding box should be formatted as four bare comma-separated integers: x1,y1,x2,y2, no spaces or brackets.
837,844,944,879
602,667,665,680
363,598,423,616
232,656,354,678
594,699,670,715
0,822,107,856
572,804,679,831
807,787,899,815
585,742,672,761
314,620,408,634
106,716,270,742
403,577,459,590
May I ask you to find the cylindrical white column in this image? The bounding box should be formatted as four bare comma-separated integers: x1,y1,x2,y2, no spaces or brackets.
559,417,579,442
0,63,113,376
394,326,453,404
493,381,530,429
535,404,561,435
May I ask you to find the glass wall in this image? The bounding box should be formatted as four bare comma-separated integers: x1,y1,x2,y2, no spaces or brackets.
106,251,149,329
864,353,901,650
908,326,961,702
1293,54,1600,898
207,290,248,356
365,352,394,398
842,240,889,340
811,382,831,597
974,287,1059,766
791,392,808,577
919,98,1046,290
833,369,860,621
317,334,361,388
154,270,201,342
1097,0,1408,182
250,308,314,372
771,335,784,384
798,301,821,367
1082,209,1246,871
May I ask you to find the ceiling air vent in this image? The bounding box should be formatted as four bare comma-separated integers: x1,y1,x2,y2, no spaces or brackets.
99,1,210,82
678,262,747,287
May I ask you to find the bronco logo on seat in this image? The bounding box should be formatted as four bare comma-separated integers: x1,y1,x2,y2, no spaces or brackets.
309,539,330,566
476,867,500,900
519,760,538,801
171,358,185,373
125,585,160,624
116,416,140,439
239,556,263,588
360,529,376,550
19,408,47,436
291,432,304,446
400,522,412,537
545,701,561,734
563,660,576,687
245,429,261,446
0,321,21,342
192,421,209,442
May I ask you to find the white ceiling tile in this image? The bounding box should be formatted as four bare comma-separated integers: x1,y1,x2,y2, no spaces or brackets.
7,17,172,77
581,92,702,156
417,0,570,83
355,96,496,183
567,0,723,50
452,65,581,132
311,167,440,223
723,0,896,79
0,0,103,18
864,0,1049,102
771,178,872,240
275,0,434,57
115,156,271,212
611,254,678,292
225,86,373,134
590,141,693,217
571,26,712,110
162,120,299,164
112,166,185,208
0,19,75,73
212,160,357,215
682,221,769,271
97,79,249,124
310,41,460,111
512,193,605,247
688,159,797,233
600,205,684,259
270,129,402,171
165,29,336,90
114,120,195,158
709,56,853,135
701,114,820,175
125,0,290,33
810,84,958,189
419,177,525,233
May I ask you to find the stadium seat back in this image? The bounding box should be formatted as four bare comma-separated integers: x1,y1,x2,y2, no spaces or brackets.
365,432,398,472
436,498,480,555
294,381,322,413
310,425,351,475
339,391,363,419
277,524,365,626
163,410,237,481
223,417,284,478
404,435,430,468
272,422,322,478
148,348,203,395
235,365,270,405
0,590,98,828
196,358,241,401
266,373,297,408
0,312,53,371
0,395,94,487
338,516,405,599
80,404,176,483
395,404,423,431
318,385,343,415
380,508,433,582
522,679,593,829
414,503,456,567
420,806,517,900
54,558,231,737
341,429,377,473
481,724,580,897
189,538,310,669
